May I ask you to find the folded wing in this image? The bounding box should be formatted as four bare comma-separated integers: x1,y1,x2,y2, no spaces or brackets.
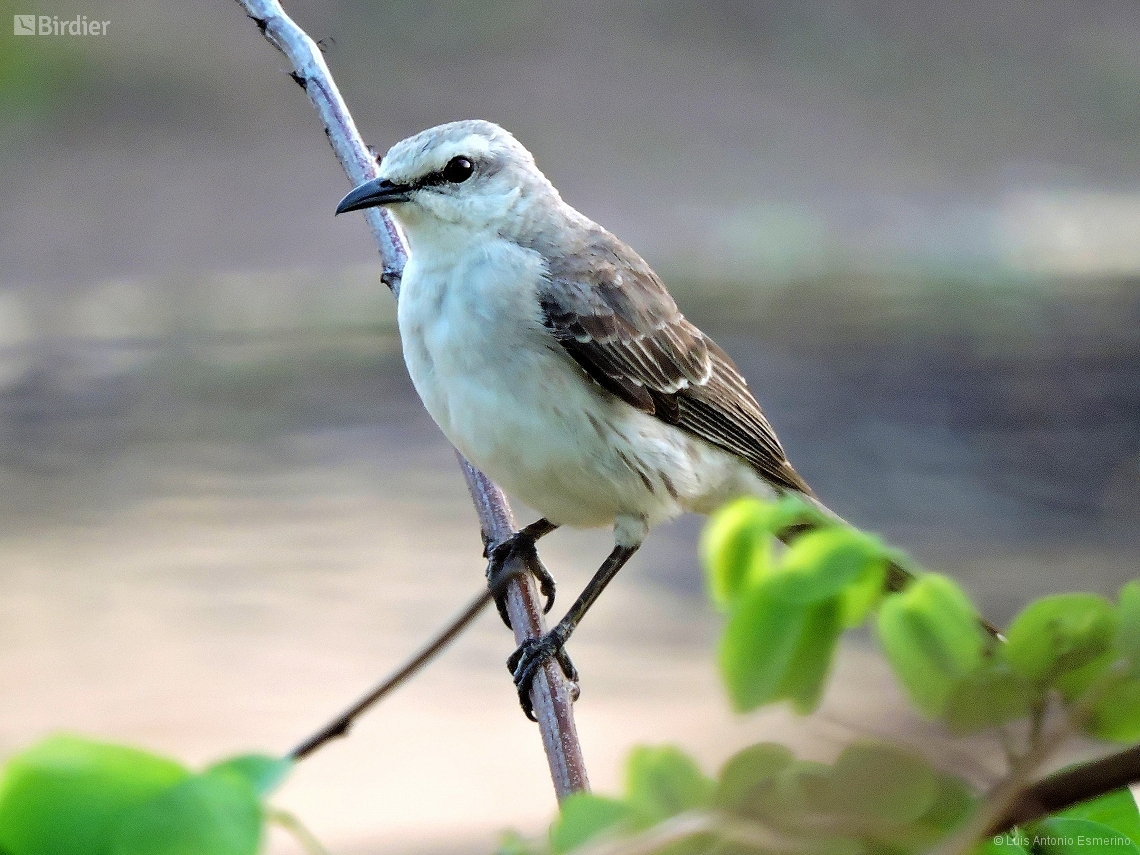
537,228,812,495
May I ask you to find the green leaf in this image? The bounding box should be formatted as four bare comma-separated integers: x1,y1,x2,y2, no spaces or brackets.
718,580,844,714
205,755,291,797
827,742,938,824
765,761,834,821
0,734,188,855
498,830,544,855
775,597,843,714
1118,581,1140,675
1055,654,1121,704
765,528,886,606
876,575,987,717
719,586,810,712
110,770,262,855
550,794,631,854
1005,594,1117,691
768,494,832,533
713,743,794,812
839,556,888,628
809,838,870,855
915,773,976,833
1031,817,1140,854
624,746,714,827
1058,788,1140,848
942,665,1035,734
701,498,774,610
1087,678,1140,742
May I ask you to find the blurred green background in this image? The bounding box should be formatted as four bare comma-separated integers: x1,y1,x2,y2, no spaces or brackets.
0,1,1137,852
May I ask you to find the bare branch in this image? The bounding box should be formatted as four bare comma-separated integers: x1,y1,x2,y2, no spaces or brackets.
289,585,496,761
238,0,405,291
235,0,588,799
460,456,589,796
986,742,1140,836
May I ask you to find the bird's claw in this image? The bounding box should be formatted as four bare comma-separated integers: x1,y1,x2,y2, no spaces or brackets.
486,531,557,627
507,631,579,721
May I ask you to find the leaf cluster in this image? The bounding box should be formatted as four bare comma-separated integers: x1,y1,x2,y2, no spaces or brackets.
0,734,291,855
503,497,1140,855
703,498,1140,743
701,496,892,714
533,740,974,855
512,740,1140,855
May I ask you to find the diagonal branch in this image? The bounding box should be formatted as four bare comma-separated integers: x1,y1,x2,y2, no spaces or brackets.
986,742,1140,836
235,0,588,800
288,585,497,761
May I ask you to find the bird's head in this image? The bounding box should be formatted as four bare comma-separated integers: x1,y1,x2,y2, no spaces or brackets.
336,120,560,245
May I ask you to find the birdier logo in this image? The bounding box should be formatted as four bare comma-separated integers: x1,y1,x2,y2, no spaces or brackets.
13,14,109,35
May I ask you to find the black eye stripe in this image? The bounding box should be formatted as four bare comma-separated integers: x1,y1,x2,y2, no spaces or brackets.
415,173,443,189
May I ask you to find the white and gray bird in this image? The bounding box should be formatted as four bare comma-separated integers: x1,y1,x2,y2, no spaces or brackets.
337,120,817,716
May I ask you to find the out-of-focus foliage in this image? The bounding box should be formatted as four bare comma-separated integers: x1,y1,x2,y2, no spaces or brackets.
0,734,292,855
506,740,1140,855
505,497,1140,855
541,740,972,855
705,496,1140,742
704,496,888,713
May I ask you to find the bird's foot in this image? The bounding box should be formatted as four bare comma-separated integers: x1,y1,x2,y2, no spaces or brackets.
507,628,579,721
485,528,557,627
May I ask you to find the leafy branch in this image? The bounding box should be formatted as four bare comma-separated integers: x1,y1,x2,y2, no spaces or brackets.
511,496,1140,855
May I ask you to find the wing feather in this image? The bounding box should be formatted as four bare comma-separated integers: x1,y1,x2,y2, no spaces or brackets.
537,228,812,495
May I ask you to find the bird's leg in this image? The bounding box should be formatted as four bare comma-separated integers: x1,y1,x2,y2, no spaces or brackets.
485,518,560,627
508,541,640,720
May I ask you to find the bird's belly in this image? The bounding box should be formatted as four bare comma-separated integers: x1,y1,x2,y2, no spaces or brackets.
413,338,641,526
409,342,771,530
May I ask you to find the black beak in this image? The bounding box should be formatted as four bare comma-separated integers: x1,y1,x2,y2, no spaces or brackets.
335,177,412,214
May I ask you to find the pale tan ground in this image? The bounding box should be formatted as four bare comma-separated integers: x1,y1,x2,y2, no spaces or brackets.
0,442,1117,855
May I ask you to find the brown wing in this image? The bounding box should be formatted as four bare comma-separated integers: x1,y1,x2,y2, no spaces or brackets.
537,227,812,495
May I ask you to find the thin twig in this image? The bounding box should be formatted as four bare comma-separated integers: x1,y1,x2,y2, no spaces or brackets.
289,585,496,760
933,705,1074,855
986,742,1140,835
234,0,588,798
985,668,1140,836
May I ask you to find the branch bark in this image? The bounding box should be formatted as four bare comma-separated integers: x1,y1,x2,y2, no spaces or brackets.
986,742,1140,836
460,456,588,795
235,0,587,800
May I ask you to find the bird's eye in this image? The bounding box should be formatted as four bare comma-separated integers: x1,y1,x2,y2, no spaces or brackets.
442,156,474,183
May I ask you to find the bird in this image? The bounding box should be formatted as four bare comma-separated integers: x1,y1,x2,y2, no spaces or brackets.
336,119,820,719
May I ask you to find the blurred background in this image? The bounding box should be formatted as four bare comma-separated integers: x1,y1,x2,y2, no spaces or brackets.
0,0,1138,851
